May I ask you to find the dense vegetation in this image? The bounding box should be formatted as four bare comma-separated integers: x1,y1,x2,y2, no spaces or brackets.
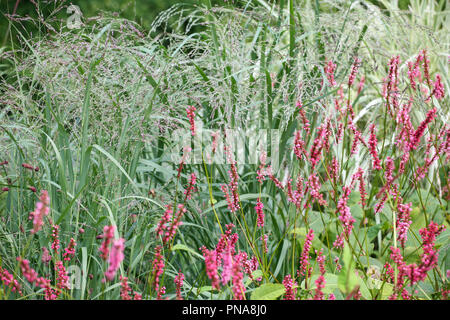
0,0,448,300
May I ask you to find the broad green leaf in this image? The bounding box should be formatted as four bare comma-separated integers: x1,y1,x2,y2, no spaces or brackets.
250,283,286,300
309,273,338,294
338,241,360,295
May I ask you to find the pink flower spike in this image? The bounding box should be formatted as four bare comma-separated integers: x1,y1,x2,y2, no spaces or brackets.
410,107,437,150
255,198,265,228
368,124,382,170
283,274,297,300
0,266,22,295
51,224,60,253
201,246,220,290
299,229,314,277
104,238,125,281
63,238,77,261
174,271,185,300
186,105,196,136
433,74,445,100
324,60,337,87
99,225,115,260
55,261,69,294
28,190,50,234
348,57,361,87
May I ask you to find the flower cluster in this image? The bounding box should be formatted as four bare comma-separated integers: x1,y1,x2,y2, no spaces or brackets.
28,190,50,234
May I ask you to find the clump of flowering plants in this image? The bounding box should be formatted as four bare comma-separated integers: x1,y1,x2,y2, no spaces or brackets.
0,0,448,300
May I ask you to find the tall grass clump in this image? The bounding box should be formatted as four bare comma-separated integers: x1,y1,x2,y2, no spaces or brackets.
0,0,448,300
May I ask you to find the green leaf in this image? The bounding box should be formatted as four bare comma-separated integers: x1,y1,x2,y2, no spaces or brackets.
368,278,394,299
338,241,360,295
171,244,204,260
245,270,264,286
250,283,286,300
309,273,338,294
367,224,382,241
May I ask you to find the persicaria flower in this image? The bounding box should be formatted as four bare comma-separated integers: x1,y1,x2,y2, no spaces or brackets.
162,204,186,245
22,163,35,171
0,267,22,295
349,120,363,155
261,234,268,254
186,105,196,136
351,168,367,207
152,245,165,294
243,256,259,282
256,153,269,184
17,257,56,300
299,229,314,277
416,221,445,282
215,223,238,264
55,261,69,294
296,101,310,135
293,130,306,160
184,172,197,201
120,276,132,300
336,186,355,239
433,74,445,100
422,49,431,88
348,57,361,87
156,205,172,238
410,107,437,150
17,258,38,283
41,247,52,265
283,274,297,300
104,238,125,281
157,286,166,300
313,249,326,300
308,173,327,206
201,246,220,290
120,276,145,300
29,190,50,234
309,124,326,169
334,256,342,272
324,60,337,86
174,271,185,300
368,124,382,170
333,234,344,250
385,55,401,113
408,53,423,91
313,275,326,300
384,157,395,185
231,252,246,300
221,244,233,285
99,225,115,260
397,202,412,249
255,198,265,228
221,151,240,213
63,238,77,261
268,172,284,190
328,158,340,184
287,177,304,209
51,224,60,253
